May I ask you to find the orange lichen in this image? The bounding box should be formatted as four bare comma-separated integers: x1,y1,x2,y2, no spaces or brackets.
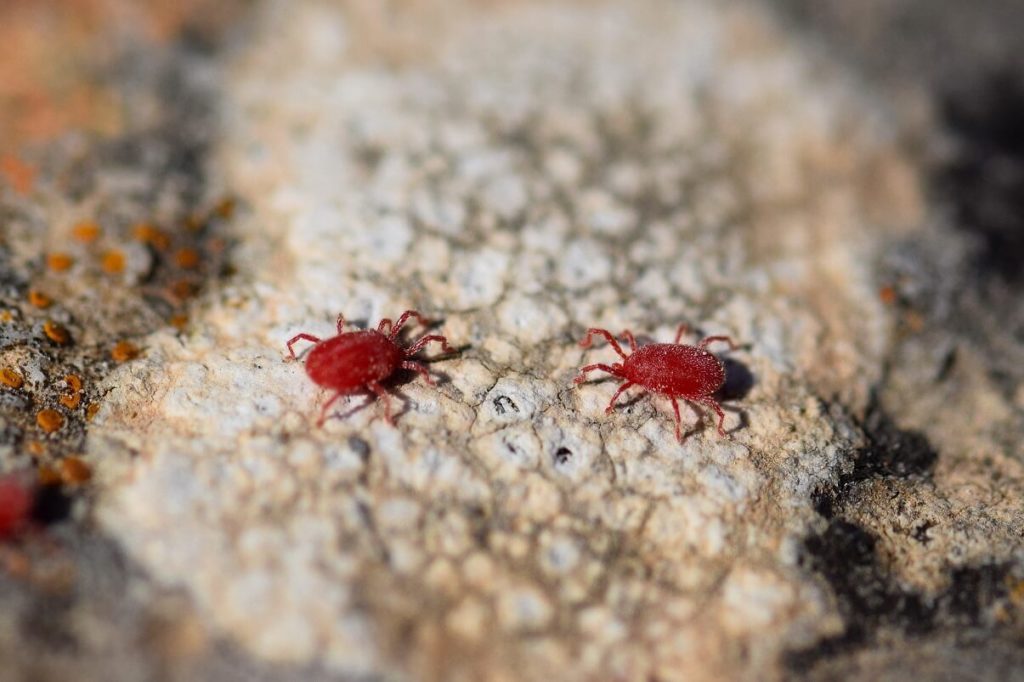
47,252,74,272
27,289,52,308
0,368,24,389
100,249,126,274
183,213,205,232
86,403,101,421
205,237,227,254
43,320,71,345
879,284,897,305
111,340,140,362
170,280,196,300
214,196,235,219
0,310,13,323
169,313,189,330
0,154,36,195
133,222,171,250
59,457,92,485
1008,577,1024,606
2,549,31,579
174,247,200,269
36,409,64,433
60,375,84,408
25,441,45,458
72,220,101,243
37,466,61,487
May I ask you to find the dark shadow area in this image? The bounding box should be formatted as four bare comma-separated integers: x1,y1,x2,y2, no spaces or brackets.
812,400,937,521
939,68,1024,285
792,403,1013,673
31,484,74,526
716,357,755,402
848,398,938,482
787,514,1012,673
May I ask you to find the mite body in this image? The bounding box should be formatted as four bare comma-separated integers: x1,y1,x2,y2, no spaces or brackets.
287,310,453,426
574,324,738,441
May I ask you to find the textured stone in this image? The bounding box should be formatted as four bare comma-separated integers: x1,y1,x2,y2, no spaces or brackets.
88,1,927,680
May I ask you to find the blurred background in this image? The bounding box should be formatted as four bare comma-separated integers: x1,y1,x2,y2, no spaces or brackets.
1,2,1022,681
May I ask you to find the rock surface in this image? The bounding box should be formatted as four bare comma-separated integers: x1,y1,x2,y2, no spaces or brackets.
2,1,1023,681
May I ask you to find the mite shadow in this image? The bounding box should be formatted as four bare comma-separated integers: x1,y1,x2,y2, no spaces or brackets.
715,357,755,433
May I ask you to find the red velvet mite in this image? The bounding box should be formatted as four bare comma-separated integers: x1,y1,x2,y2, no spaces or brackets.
574,324,739,441
287,310,454,426
0,474,33,540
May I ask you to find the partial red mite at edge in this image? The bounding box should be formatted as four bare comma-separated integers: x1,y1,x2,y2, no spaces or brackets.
574,324,739,441
0,474,33,539
287,310,454,426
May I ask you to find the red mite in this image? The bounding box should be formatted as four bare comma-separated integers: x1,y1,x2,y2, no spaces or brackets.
287,310,454,426
574,324,738,441
0,474,33,540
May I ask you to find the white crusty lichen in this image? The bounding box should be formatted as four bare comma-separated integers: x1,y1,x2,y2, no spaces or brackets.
92,1,923,680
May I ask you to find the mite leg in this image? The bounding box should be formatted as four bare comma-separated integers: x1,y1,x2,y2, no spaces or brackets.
389,310,432,341
698,335,738,351
579,328,628,360
406,334,454,356
286,333,321,360
604,381,635,414
368,380,394,425
336,314,346,334
620,330,638,352
401,360,435,386
317,390,345,426
377,317,392,334
701,397,729,437
573,363,620,385
674,323,692,344
671,397,683,442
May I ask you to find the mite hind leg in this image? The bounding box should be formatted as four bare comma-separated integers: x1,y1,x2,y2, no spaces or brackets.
701,397,729,437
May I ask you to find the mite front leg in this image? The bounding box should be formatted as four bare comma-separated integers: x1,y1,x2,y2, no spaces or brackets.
698,335,738,351
406,334,454,356
286,333,321,360
674,323,692,344
401,360,435,386
573,363,620,385
389,310,432,341
368,380,394,424
317,391,345,426
620,330,638,352
579,328,628,360
336,314,347,334
604,381,635,414
377,317,393,334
